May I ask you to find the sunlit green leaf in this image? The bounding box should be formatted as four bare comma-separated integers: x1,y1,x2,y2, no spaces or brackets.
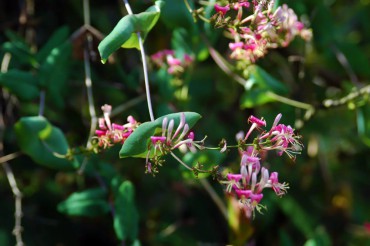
57,188,110,217
14,116,77,170
98,1,164,63
119,112,201,158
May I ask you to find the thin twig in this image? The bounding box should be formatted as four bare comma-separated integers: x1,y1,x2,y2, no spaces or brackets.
170,152,192,171
323,84,370,108
38,90,45,116
110,95,146,118
170,151,228,220
0,152,22,164
122,0,155,121
331,45,360,87
198,178,228,221
1,49,25,246
78,0,97,174
2,162,24,246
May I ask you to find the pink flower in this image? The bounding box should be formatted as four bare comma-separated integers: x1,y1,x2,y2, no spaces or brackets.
94,105,139,149
229,42,244,50
214,4,230,15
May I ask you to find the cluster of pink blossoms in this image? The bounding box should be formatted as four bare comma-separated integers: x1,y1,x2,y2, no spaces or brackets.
146,113,203,174
223,113,302,219
151,49,193,75
213,0,312,64
94,104,139,149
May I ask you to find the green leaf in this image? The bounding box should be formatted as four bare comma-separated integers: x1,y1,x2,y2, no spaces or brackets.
357,104,370,147
0,70,40,101
249,65,289,94
14,116,77,170
113,181,139,241
1,42,37,67
98,1,164,63
36,26,70,63
57,188,110,217
240,88,275,108
38,41,72,108
274,195,314,238
119,112,201,158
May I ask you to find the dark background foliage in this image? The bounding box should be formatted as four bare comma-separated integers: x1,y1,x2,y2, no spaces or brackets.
0,0,369,245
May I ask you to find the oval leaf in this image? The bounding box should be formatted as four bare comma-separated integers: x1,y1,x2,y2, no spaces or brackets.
113,180,139,241
240,88,276,108
249,65,289,94
98,1,164,63
14,116,77,170
119,112,201,158
0,70,40,101
57,188,110,217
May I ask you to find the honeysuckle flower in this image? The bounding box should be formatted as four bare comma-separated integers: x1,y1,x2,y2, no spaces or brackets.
259,113,303,159
145,113,205,171
244,115,266,140
220,113,300,219
212,0,312,65
94,104,139,149
214,4,230,15
151,49,193,76
223,148,289,218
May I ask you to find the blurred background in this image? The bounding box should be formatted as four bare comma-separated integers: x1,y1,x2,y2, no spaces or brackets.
0,0,369,245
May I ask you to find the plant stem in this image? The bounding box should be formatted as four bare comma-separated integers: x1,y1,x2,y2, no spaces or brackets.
138,34,155,121
1,51,24,246
2,162,24,246
198,178,228,221
83,36,97,149
78,0,97,174
170,151,192,171
0,152,21,164
266,91,314,111
38,90,45,116
122,0,155,121
323,84,370,108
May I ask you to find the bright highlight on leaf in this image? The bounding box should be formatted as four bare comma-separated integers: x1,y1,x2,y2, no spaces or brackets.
98,1,164,63
14,116,78,170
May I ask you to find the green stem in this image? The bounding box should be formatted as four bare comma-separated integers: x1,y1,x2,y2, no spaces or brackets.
266,91,314,111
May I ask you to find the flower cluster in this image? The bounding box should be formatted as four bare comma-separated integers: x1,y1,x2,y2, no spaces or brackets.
222,114,301,219
94,104,139,149
146,113,204,174
212,0,312,65
151,49,193,75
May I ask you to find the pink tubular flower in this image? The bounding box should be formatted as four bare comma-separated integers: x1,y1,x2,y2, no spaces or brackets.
94,104,139,149
214,4,230,15
258,114,303,159
151,49,193,76
220,113,300,219
146,113,205,171
229,42,244,51
244,115,266,140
